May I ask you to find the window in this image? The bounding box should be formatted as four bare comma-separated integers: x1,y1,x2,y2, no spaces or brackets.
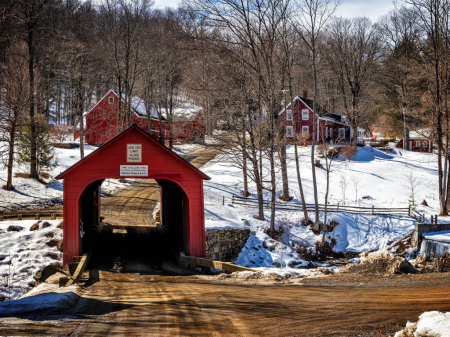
286,126,293,137
302,125,309,137
286,110,293,121
302,109,309,120
338,128,345,139
109,96,114,104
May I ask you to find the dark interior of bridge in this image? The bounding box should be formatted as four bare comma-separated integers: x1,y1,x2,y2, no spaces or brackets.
78,178,189,274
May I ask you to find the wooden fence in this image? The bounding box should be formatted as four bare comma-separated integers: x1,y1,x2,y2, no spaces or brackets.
0,210,63,221
231,195,425,222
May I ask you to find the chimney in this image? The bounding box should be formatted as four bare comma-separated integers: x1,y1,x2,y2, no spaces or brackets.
302,90,308,98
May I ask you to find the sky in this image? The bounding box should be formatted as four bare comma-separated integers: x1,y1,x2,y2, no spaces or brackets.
153,0,397,22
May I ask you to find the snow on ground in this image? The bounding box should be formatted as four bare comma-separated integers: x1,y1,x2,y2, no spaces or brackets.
202,146,446,269
423,230,450,243
0,283,79,316
395,311,450,337
0,142,135,212
0,220,62,301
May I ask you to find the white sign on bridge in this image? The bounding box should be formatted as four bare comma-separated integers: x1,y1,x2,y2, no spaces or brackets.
127,144,142,162
120,165,148,177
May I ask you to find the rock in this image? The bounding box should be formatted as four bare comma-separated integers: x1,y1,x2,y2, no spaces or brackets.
34,265,59,282
362,195,373,200
57,239,63,252
42,221,51,228
45,232,54,238
437,252,450,272
0,296,5,302
421,199,428,206
46,239,59,247
288,261,303,268
56,221,63,229
30,221,42,231
7,225,22,232
44,252,59,260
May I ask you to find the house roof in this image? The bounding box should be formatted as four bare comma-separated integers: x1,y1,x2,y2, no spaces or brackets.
84,90,161,120
55,123,211,181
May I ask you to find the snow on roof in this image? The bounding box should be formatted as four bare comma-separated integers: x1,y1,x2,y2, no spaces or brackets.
121,94,159,119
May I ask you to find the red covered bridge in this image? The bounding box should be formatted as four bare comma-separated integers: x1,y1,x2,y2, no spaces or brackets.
56,124,209,267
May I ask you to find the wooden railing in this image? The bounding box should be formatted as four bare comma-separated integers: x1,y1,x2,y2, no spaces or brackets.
0,211,63,221
231,195,425,222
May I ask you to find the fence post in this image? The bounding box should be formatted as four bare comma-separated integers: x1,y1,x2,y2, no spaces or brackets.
222,196,225,206
232,194,234,205
408,205,411,217
422,213,425,223
267,198,269,209
337,203,339,212
372,205,374,215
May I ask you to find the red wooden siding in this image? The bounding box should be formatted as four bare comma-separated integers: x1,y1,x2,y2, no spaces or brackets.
56,125,209,266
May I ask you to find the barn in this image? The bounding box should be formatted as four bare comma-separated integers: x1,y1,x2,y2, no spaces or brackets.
56,124,210,267
85,90,206,145
279,92,352,144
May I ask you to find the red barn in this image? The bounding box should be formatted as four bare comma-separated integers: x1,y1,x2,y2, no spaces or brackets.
85,90,166,145
85,90,206,145
279,92,352,144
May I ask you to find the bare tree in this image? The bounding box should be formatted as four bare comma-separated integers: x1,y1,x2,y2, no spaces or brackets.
291,0,340,230
323,17,381,147
0,42,30,190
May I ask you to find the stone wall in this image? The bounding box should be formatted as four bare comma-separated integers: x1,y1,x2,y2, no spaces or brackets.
205,229,251,262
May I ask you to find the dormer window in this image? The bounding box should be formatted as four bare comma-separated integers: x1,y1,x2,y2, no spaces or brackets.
109,96,114,104
302,109,309,120
286,110,293,121
342,116,346,123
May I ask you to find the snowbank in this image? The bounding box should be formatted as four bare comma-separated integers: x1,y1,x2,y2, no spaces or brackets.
0,219,62,300
395,311,450,337
0,283,79,316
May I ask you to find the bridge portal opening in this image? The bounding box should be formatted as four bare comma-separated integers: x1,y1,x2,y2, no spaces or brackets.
77,177,189,273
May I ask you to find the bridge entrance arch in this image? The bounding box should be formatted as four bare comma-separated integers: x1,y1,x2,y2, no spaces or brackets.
56,124,209,266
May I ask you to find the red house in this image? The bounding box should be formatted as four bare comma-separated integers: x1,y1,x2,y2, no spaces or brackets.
396,132,433,152
279,92,352,144
85,90,206,145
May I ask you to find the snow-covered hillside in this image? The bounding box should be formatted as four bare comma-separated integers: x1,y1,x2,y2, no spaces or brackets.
201,146,447,269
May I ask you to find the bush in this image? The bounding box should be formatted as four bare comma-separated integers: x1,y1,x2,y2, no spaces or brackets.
340,145,357,161
17,115,58,174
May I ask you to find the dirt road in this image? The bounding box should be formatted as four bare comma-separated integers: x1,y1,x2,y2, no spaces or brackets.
2,272,450,336
100,146,220,226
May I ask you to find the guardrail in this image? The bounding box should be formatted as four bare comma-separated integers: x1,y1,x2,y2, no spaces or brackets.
0,211,63,221
231,194,425,222
180,252,257,273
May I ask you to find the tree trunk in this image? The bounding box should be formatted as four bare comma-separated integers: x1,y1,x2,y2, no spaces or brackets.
6,128,15,191
242,123,249,197
28,26,38,179
311,48,320,230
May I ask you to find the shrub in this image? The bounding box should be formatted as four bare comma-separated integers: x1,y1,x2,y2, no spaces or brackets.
340,145,357,161
17,115,58,174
